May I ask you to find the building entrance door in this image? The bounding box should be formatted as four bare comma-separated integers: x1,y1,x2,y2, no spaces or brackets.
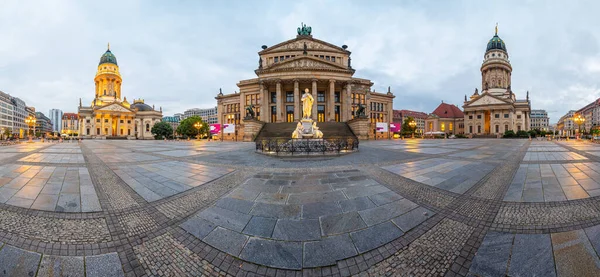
484,111,491,133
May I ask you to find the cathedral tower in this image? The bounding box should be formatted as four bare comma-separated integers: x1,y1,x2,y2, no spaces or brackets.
481,25,512,95
93,43,122,106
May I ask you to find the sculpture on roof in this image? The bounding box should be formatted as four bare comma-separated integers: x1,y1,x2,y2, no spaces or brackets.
297,23,312,36
245,104,255,119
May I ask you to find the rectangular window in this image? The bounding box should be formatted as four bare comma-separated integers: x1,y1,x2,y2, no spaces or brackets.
469,126,473,133
334,106,340,122
317,105,325,122
441,123,445,132
271,92,276,103
96,119,100,123
120,120,123,124
104,119,108,123
271,106,277,122
127,120,131,124
317,91,325,102
86,119,90,123
274,57,279,63
87,128,90,135
128,129,131,136
478,125,481,133
120,129,123,135
335,92,340,103
332,57,336,62
495,114,500,118
517,125,521,131
469,115,473,120
477,115,482,119
104,128,108,134
286,105,294,122
517,115,522,119
495,125,499,133
449,123,453,131
286,92,294,103
96,128,100,135
504,114,509,118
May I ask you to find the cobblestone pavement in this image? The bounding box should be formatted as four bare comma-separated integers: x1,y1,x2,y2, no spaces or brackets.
0,139,599,276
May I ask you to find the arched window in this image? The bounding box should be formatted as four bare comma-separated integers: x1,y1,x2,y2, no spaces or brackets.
104,90,106,95
146,123,150,132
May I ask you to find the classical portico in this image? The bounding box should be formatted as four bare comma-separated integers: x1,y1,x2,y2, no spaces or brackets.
216,24,394,140
78,45,162,139
463,26,530,135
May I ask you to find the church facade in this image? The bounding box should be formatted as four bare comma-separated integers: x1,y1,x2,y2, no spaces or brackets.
78,45,162,139
462,27,531,135
216,24,395,140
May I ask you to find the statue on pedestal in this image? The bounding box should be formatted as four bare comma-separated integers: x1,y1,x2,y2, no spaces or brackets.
245,104,255,119
301,88,314,119
312,122,323,139
292,122,304,139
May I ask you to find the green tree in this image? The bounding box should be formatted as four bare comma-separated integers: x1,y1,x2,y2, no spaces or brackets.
151,121,174,140
2,128,10,140
401,116,416,136
176,116,210,139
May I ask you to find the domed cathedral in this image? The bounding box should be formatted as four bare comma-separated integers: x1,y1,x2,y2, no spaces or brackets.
215,24,395,141
462,25,531,136
78,44,163,139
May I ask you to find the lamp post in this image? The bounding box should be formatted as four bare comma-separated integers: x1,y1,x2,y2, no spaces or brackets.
409,120,417,139
573,114,585,139
25,116,36,143
194,122,202,140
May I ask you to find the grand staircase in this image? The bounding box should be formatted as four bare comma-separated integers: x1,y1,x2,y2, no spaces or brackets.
255,122,357,140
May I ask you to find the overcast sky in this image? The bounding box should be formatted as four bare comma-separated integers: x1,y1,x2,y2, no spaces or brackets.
1,0,599,123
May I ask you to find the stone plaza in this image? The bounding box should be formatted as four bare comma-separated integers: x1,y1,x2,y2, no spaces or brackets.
0,139,599,276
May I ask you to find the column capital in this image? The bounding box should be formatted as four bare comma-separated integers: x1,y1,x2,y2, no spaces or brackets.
311,78,318,83
329,79,336,84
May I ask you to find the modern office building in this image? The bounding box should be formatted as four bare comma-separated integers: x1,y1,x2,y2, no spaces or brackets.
183,107,218,124
575,98,600,132
49,109,63,133
530,109,549,131
0,90,35,138
35,112,53,136
557,110,576,136
162,116,180,137
393,109,427,134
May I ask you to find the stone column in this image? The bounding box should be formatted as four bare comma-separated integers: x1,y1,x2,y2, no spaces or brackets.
276,81,282,122
328,80,335,122
294,80,300,121
239,91,246,124
345,83,353,122
259,82,265,122
312,79,318,121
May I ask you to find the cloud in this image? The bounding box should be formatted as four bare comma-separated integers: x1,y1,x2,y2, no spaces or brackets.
1,0,600,124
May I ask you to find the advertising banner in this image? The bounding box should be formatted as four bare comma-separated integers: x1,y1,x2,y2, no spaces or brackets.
376,122,389,132
390,122,401,133
223,124,236,134
209,124,221,134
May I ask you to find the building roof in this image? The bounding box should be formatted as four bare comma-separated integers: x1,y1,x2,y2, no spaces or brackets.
131,102,153,111
99,48,118,66
393,109,428,119
62,113,78,119
431,103,464,119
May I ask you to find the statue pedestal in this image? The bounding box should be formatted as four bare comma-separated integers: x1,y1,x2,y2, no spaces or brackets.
243,119,265,142
301,119,314,137
347,117,369,140
292,118,322,139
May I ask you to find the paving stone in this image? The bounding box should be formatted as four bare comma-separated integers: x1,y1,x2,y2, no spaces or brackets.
31,194,59,211
250,202,301,219
86,253,125,277
320,211,367,236
368,191,403,206
358,198,419,226
343,184,390,199
240,238,303,270
585,224,600,255
255,192,288,204
552,230,600,276
281,184,331,193
287,190,347,204
56,193,80,212
242,216,277,237
350,221,404,253
391,206,434,232
197,206,252,232
215,197,255,213
339,196,377,212
303,234,358,267
302,202,342,219
180,215,217,240
508,234,556,277
38,255,85,277
468,232,514,277
203,227,249,256
0,244,41,277
272,218,321,241
227,187,261,201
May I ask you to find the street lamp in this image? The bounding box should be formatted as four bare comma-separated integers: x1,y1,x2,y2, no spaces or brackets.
25,116,36,143
409,120,417,139
194,122,202,140
573,114,585,139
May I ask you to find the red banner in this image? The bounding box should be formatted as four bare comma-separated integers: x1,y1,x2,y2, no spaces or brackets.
390,122,401,132
209,124,221,134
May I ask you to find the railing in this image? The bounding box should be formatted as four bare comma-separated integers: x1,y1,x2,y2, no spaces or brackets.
255,137,359,156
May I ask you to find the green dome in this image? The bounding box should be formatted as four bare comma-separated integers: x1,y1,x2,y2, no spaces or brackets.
99,49,118,66
486,34,507,52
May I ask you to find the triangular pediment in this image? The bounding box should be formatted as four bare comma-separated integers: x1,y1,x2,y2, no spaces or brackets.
262,56,349,72
465,93,510,107
96,103,133,113
261,37,347,55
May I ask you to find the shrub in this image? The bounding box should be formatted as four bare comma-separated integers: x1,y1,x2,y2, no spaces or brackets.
503,130,515,138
